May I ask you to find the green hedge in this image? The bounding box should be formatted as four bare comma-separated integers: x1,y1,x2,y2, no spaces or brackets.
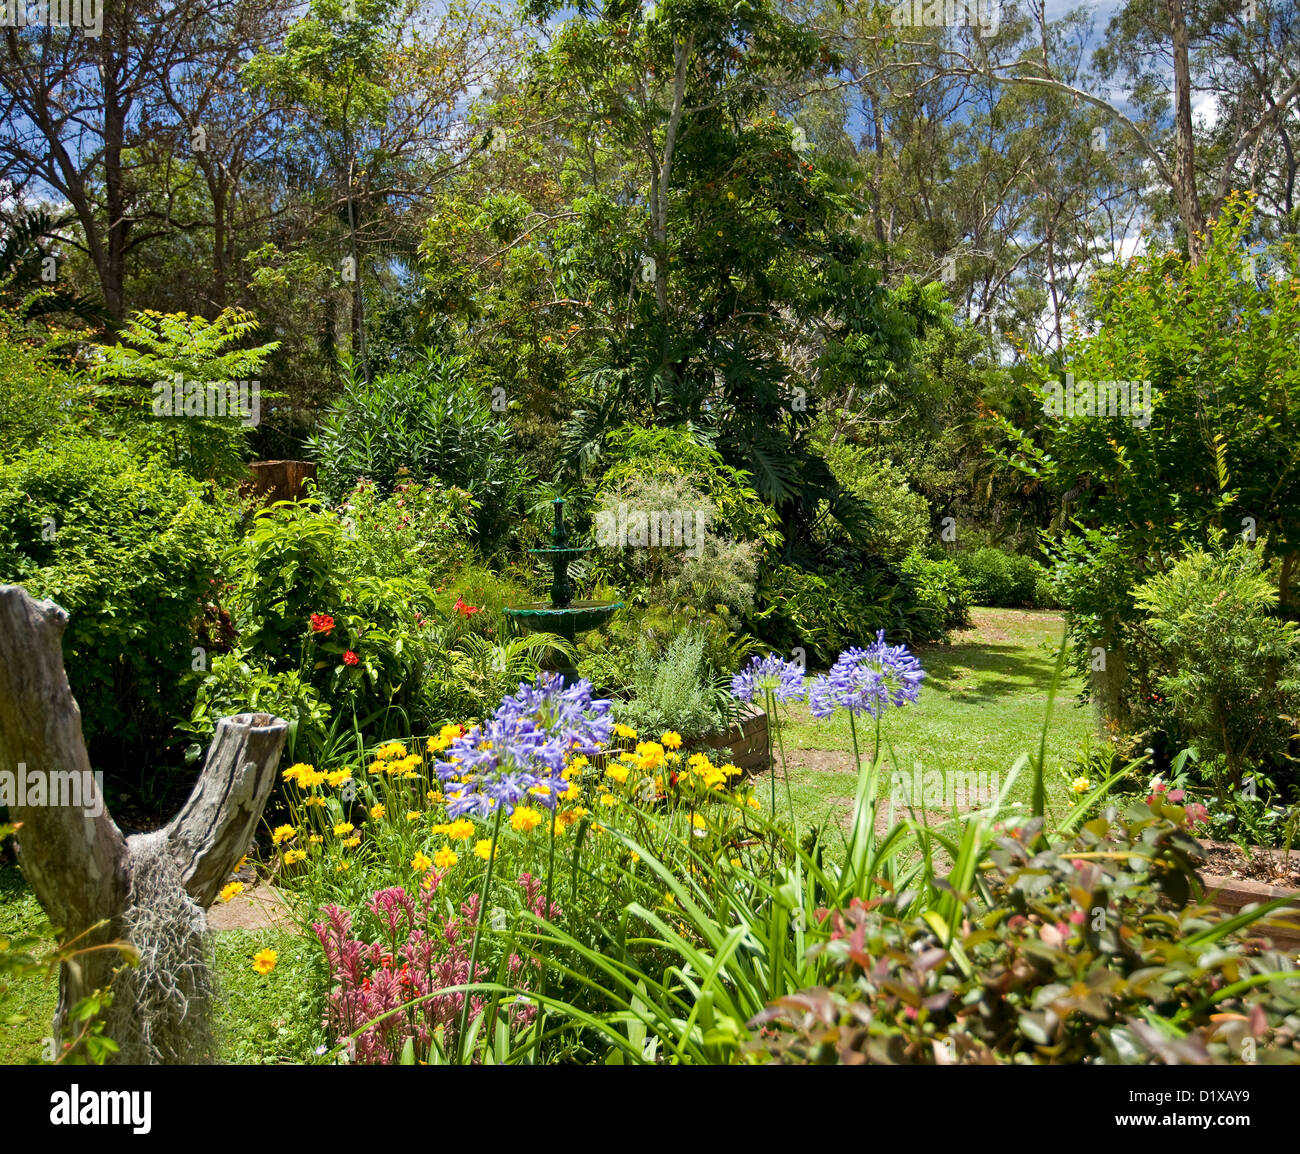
955,547,1054,608
0,437,238,767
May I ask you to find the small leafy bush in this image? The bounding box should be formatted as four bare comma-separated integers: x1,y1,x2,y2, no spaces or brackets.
1134,538,1300,795
182,653,333,768
613,627,736,740
955,546,1043,607
0,437,238,765
204,487,553,754
897,552,971,633
752,801,1300,1065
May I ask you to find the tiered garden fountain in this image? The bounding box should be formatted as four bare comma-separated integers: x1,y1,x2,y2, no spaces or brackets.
504,497,622,684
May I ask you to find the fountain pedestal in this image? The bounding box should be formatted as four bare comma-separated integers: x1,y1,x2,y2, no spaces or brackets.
504,498,622,684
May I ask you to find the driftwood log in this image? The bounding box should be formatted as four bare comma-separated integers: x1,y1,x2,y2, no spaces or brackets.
0,584,288,1061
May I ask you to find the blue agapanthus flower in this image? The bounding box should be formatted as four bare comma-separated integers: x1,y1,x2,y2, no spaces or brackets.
433,673,612,818
808,632,924,719
495,671,614,754
862,630,925,707
731,654,807,704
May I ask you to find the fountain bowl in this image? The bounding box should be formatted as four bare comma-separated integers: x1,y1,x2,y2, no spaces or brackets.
504,599,624,641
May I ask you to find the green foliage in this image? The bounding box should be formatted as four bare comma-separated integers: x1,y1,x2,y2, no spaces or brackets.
90,308,280,481
0,311,85,458
955,546,1045,608
0,438,238,765
203,486,549,755
218,495,442,739
592,471,760,619
753,800,1300,1064
754,552,968,662
1133,538,1300,792
183,654,333,768
226,498,347,669
612,627,736,740
1042,524,1155,716
995,197,1300,694
897,553,972,632
339,476,477,584
309,353,529,550
754,562,889,664
821,441,930,561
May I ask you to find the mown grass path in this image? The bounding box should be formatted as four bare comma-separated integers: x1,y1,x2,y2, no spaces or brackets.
764,608,1098,833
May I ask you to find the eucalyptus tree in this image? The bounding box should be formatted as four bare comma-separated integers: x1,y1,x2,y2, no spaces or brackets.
931,0,1300,262
242,0,523,380
798,0,1146,357
0,0,267,318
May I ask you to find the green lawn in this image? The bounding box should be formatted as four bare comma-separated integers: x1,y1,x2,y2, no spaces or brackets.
758,608,1099,834
0,866,321,1065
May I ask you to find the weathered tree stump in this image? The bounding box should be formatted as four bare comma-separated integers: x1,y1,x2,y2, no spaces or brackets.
0,584,288,1063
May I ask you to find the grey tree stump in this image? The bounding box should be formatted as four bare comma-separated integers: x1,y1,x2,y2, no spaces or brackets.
0,584,288,1062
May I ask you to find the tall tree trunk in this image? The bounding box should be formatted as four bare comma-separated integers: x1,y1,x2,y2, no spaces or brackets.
1165,0,1206,262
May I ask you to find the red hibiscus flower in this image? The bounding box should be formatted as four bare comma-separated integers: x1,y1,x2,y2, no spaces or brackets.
343,650,359,666
310,613,335,634
453,597,482,617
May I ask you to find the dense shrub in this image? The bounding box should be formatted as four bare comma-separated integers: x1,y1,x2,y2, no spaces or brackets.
591,472,760,619
198,483,551,755
821,441,931,561
752,801,1300,1065
955,546,1044,607
897,552,971,632
1133,538,1300,796
0,437,238,766
753,552,969,663
308,351,529,551
0,313,81,460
